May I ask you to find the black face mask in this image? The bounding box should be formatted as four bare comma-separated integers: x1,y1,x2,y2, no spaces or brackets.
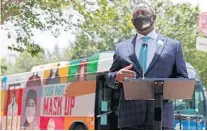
132,15,153,31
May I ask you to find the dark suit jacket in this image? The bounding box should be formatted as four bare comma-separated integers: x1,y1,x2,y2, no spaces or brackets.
106,33,188,129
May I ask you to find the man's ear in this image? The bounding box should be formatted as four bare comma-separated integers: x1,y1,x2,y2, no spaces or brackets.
152,15,156,22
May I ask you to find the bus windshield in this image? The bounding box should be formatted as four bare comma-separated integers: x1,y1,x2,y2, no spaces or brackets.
174,67,206,116
174,82,206,116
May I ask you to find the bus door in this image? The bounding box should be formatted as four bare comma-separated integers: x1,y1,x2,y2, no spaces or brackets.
95,73,119,130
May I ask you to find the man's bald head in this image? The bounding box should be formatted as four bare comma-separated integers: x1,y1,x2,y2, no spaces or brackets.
131,2,156,35
132,2,155,17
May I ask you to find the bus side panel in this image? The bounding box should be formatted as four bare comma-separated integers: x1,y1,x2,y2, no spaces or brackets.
1,76,7,130
65,81,96,97
40,80,96,130
2,83,23,130
20,86,41,130
40,83,68,130
1,88,6,116
64,81,96,130
1,88,6,130
39,63,68,130
64,116,94,130
40,117,64,130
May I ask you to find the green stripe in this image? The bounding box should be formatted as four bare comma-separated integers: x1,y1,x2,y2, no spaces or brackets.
87,53,99,73
68,60,80,82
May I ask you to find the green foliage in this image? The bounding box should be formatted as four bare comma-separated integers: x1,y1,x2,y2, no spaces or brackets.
2,0,72,56
70,0,135,59
70,0,207,87
1,46,73,75
0,58,10,76
1,52,46,75
2,0,207,87
153,0,207,87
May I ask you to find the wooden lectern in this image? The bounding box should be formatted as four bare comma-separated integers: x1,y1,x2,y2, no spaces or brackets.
123,78,195,130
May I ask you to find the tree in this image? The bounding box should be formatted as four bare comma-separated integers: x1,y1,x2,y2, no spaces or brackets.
1,45,73,75
152,0,207,87
70,0,207,87
1,0,75,55
1,52,47,75
69,0,134,59
0,58,10,76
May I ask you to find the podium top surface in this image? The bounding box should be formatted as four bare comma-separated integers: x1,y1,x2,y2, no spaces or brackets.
124,78,195,82
123,78,195,100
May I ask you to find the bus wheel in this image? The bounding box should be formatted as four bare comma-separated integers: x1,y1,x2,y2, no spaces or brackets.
73,123,87,130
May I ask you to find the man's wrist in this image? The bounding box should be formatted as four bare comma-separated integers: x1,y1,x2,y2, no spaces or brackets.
114,72,119,83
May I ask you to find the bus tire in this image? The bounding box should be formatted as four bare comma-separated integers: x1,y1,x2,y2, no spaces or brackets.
71,122,87,130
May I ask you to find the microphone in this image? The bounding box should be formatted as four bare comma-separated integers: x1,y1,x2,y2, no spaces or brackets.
143,43,148,48
142,43,148,79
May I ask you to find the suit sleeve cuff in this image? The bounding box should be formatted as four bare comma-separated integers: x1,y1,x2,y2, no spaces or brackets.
107,71,120,89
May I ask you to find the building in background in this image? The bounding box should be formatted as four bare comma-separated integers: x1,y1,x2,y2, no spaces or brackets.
0,25,19,64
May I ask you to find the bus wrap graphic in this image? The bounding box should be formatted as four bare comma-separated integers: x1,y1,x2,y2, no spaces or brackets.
41,84,75,116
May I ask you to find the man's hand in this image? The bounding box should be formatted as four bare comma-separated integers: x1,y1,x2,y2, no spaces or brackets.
115,64,136,83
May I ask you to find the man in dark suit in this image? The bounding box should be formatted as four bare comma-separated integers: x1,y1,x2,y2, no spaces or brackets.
106,2,188,130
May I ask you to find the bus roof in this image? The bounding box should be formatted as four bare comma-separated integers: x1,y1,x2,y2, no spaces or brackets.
0,51,114,85
31,51,115,72
0,51,201,85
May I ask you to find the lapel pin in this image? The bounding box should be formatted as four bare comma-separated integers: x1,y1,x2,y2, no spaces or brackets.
157,39,164,46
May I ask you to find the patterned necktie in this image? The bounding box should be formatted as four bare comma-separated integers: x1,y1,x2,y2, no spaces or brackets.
139,36,150,73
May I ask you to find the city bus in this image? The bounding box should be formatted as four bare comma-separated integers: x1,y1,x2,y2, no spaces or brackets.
173,63,207,130
0,51,206,130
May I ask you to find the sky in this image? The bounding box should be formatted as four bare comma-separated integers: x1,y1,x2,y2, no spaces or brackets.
32,29,76,52
173,0,207,12
1,0,207,55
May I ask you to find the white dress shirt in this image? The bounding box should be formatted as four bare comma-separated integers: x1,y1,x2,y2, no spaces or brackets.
135,30,158,70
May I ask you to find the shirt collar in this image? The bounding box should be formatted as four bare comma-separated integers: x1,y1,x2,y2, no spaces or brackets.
137,29,157,41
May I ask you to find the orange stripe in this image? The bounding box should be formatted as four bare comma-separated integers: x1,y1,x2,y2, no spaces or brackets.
65,81,96,97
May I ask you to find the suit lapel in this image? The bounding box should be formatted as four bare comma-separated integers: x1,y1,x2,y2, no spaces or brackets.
127,35,143,76
145,33,167,75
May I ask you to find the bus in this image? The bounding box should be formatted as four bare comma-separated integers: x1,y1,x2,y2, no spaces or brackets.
0,51,206,130
173,63,207,130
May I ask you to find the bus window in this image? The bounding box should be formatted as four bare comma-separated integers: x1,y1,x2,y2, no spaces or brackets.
174,67,206,116
194,85,205,116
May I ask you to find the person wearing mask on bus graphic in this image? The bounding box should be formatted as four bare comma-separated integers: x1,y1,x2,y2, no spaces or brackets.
7,91,18,130
45,67,60,85
47,118,55,130
78,60,87,81
26,72,42,87
106,2,188,130
23,89,39,130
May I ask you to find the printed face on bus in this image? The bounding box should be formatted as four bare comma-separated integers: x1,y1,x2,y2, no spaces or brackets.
25,98,36,123
11,92,16,104
47,118,55,130
32,72,39,80
51,68,58,78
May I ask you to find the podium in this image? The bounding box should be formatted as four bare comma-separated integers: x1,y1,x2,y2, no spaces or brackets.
123,78,195,130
